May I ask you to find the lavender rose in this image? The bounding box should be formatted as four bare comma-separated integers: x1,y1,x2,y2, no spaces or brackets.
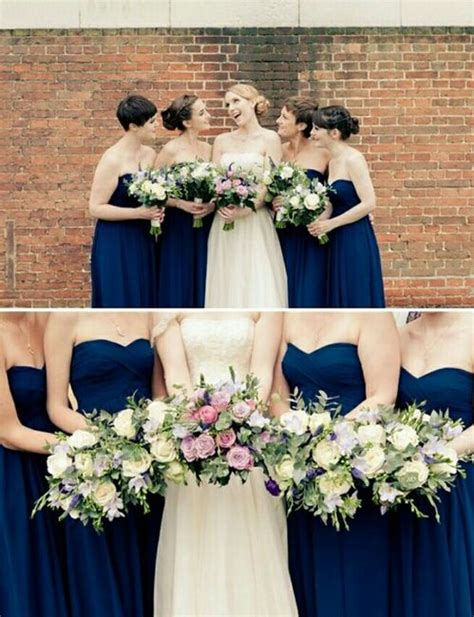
226,445,254,470
195,434,216,459
181,435,197,462
215,428,237,449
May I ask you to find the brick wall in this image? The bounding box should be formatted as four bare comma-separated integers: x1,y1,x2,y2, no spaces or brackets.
1,27,472,307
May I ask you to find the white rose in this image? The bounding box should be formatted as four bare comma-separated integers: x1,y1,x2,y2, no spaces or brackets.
151,184,166,200
74,452,94,477
68,430,99,450
304,193,320,210
389,425,419,451
47,451,73,478
281,166,294,179
122,451,152,477
312,440,341,470
308,411,332,434
289,195,302,208
280,409,309,436
262,171,272,185
150,438,177,463
318,470,352,496
430,446,458,476
164,460,186,483
141,180,153,193
93,481,117,507
112,409,137,439
357,424,386,446
397,460,429,490
353,445,386,478
274,455,295,482
248,411,269,429
146,400,170,427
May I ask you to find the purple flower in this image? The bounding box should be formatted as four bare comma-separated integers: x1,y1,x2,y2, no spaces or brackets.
181,435,197,462
351,467,365,480
68,494,81,511
226,445,254,470
265,478,281,497
195,434,216,459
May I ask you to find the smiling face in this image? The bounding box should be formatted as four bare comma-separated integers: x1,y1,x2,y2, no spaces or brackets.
277,106,302,139
224,91,255,126
310,123,338,147
186,98,211,132
134,114,158,144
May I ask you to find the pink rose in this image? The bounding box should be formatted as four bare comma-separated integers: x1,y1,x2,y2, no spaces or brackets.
181,436,197,462
245,399,257,411
210,391,231,412
226,445,254,470
221,180,232,191
216,429,237,449
232,178,242,187
236,185,248,197
260,430,273,444
199,405,219,424
195,434,216,459
231,402,252,422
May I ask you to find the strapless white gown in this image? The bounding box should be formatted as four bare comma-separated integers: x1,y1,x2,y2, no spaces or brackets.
205,153,288,308
154,318,297,616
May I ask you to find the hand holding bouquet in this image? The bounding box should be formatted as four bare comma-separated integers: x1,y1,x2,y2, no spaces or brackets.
169,160,218,228
214,165,258,231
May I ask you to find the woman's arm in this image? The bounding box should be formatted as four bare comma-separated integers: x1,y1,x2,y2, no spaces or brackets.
45,313,88,433
250,312,284,403
89,151,160,222
154,317,193,396
269,319,292,417
0,346,57,453
346,313,400,418
311,151,376,235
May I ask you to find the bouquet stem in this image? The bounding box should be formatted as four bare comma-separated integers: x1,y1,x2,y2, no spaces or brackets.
318,233,329,245
223,221,235,232
150,220,162,239
193,198,204,229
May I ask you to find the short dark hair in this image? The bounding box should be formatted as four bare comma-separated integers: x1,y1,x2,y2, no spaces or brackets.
312,105,360,140
283,96,318,139
161,94,199,132
116,95,157,131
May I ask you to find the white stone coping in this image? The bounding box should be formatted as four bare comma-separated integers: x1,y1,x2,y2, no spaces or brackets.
0,0,472,29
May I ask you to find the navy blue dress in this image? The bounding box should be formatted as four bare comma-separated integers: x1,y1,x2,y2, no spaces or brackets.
327,180,385,308
0,367,69,617
278,170,328,308
66,339,163,617
91,175,159,308
282,342,390,617
393,367,473,617
157,206,212,307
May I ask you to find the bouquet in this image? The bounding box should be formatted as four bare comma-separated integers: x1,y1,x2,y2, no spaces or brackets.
262,161,309,204
214,165,258,231
33,397,185,532
360,404,466,520
169,160,218,228
275,179,332,244
262,391,362,530
126,168,178,238
164,368,271,486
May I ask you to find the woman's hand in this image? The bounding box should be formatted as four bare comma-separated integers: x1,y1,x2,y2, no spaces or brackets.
307,217,335,237
175,199,208,215
271,196,284,212
135,206,164,222
217,206,252,222
193,201,215,220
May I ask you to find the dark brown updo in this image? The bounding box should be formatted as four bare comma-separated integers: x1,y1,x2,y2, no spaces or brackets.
283,96,319,138
312,105,360,140
161,94,198,131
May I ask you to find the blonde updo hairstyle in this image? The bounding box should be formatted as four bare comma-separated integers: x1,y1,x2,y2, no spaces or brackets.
227,83,270,117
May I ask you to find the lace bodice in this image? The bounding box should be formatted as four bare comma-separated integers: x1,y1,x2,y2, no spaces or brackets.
220,152,266,180
180,318,255,384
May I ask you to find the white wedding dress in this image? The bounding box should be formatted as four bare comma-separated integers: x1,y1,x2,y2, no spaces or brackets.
205,153,288,308
154,318,297,617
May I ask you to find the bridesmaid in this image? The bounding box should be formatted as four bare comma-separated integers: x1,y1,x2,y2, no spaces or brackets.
46,312,165,617
310,106,385,307
155,94,214,308
90,94,162,308
271,312,400,617
392,311,473,617
0,313,69,616
274,97,331,307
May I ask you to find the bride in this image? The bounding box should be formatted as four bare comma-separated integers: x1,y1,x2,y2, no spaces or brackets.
205,83,288,308
153,312,297,616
